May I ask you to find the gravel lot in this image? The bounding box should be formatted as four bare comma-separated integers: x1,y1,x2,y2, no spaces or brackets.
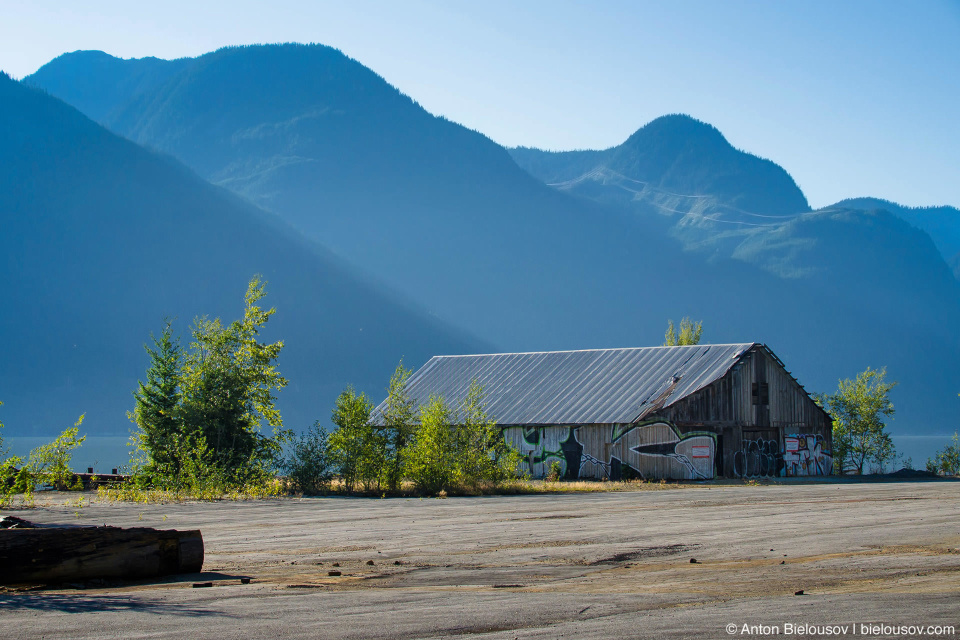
2,481,959,639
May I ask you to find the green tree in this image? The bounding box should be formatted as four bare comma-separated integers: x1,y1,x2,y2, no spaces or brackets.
831,419,854,475
131,276,289,489
380,361,416,491
823,367,897,474
1,407,88,503
177,275,288,481
452,381,520,488
0,400,25,506
284,422,333,495
928,432,960,476
26,416,86,490
327,387,382,492
404,395,454,494
664,317,703,346
129,320,184,478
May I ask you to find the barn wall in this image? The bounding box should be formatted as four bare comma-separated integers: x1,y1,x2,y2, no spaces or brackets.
504,421,715,481
661,347,832,478
500,347,831,481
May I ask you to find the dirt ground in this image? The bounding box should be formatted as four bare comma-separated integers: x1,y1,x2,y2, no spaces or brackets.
2,481,959,639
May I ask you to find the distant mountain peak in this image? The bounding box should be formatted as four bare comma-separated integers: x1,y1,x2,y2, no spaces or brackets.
623,113,729,149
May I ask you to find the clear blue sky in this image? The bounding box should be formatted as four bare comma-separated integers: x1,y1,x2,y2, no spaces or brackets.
2,0,958,209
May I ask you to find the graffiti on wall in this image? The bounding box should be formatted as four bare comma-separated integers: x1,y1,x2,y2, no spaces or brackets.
518,426,583,479
783,434,832,476
508,420,716,481
734,436,783,478
734,434,832,478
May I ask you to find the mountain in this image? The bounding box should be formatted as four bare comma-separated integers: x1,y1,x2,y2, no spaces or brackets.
22,50,189,125
511,122,960,287
513,114,809,217
830,197,960,265
0,71,484,437
22,45,960,437
509,114,810,251
26,44,711,349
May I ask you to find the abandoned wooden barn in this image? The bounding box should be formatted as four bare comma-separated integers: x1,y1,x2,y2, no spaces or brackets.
389,343,832,480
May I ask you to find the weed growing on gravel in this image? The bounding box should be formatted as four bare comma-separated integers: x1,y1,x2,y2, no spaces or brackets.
96,478,283,504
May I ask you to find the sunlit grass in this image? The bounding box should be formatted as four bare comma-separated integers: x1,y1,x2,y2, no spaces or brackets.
95,479,284,504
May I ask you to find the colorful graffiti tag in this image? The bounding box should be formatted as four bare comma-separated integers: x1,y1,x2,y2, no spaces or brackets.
507,421,716,481
783,433,832,476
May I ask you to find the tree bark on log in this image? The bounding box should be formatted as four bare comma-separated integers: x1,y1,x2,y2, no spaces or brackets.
0,526,203,584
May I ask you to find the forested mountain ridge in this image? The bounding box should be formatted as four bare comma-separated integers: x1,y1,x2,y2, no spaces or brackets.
829,197,960,265
512,114,809,217
19,45,960,437
0,71,484,436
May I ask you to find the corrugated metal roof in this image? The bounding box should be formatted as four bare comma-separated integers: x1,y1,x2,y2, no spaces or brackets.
373,343,757,426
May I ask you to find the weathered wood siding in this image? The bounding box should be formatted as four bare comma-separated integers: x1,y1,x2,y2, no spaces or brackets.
661,346,832,477
504,422,716,481
502,346,831,480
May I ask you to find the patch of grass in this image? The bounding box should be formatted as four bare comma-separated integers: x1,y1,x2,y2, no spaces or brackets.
96,479,283,504
88,475,711,504
493,478,692,494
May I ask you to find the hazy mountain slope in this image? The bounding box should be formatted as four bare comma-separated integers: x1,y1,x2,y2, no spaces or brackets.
0,72,484,437
26,45,696,349
511,115,809,215
23,50,189,124
832,197,960,263
508,147,613,184
22,46,960,436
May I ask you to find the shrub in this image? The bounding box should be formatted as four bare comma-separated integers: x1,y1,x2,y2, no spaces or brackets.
285,423,333,495
26,417,86,491
928,432,960,476
546,460,563,482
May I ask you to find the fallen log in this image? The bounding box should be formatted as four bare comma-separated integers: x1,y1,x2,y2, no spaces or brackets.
0,521,203,584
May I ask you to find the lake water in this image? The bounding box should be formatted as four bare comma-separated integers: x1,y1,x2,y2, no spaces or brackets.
5,436,136,473
5,432,957,474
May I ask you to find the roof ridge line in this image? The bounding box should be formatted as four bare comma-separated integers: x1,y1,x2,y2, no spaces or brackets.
432,343,757,358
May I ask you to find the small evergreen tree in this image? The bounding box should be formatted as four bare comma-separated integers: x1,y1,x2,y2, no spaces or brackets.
130,320,184,478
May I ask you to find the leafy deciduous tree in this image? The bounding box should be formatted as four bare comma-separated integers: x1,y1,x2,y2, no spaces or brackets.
452,380,521,488
26,416,86,490
327,387,381,492
380,361,416,492
664,317,703,346
404,395,454,494
130,276,289,489
928,432,960,476
823,367,897,474
405,381,522,495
